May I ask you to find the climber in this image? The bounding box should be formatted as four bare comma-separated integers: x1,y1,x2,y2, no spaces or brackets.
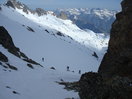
42,57,44,62
67,66,70,71
79,70,81,74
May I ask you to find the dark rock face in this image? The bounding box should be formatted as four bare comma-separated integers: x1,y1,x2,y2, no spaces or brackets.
79,72,104,99
27,64,34,69
78,0,132,99
79,72,132,99
7,63,18,70
98,0,132,79
23,58,41,66
0,26,20,57
27,26,35,32
6,0,16,9
0,52,8,62
121,0,132,12
0,26,41,67
56,32,65,37
0,6,2,11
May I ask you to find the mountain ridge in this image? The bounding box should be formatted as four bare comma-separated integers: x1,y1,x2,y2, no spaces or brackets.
55,8,117,33
5,0,55,16
4,0,117,33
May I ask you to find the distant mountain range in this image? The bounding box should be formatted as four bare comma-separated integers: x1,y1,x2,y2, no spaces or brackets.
55,8,117,33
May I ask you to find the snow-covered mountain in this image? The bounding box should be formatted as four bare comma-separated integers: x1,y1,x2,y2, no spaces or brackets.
0,0,109,99
55,8,117,33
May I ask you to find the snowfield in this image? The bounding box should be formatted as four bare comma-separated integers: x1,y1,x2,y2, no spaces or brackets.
0,4,109,99
0,45,80,99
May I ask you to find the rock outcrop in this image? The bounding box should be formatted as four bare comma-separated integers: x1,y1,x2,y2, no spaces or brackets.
79,72,132,99
0,52,8,62
35,8,47,16
6,0,31,14
0,6,2,11
0,26,41,66
98,0,132,79
0,26,20,57
6,0,16,9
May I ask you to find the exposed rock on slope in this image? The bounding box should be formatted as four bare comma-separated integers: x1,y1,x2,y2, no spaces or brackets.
0,52,8,62
6,0,31,14
0,6,2,10
6,0,16,9
5,0,55,16
0,26,20,57
35,8,47,16
79,72,132,99
0,26,41,66
98,0,132,79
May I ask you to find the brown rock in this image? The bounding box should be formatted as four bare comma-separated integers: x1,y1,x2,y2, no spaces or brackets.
98,0,132,79
79,72,132,99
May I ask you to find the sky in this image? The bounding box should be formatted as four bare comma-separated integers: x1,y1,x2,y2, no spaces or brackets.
0,0,122,10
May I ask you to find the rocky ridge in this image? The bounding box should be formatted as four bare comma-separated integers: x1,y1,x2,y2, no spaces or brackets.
98,0,132,79
5,0,55,16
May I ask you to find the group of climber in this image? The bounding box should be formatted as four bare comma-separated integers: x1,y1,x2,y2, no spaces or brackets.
67,66,81,74
42,58,81,74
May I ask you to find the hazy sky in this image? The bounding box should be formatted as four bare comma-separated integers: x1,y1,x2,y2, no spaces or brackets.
0,0,122,10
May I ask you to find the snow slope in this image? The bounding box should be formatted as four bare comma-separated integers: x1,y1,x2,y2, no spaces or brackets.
0,5,109,72
0,3,109,99
2,5,108,50
0,45,80,99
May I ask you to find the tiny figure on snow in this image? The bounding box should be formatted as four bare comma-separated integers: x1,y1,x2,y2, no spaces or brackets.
42,57,44,62
67,66,70,71
79,70,81,74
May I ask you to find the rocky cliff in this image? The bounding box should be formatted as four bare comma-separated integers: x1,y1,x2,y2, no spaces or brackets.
78,0,132,98
98,0,132,79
